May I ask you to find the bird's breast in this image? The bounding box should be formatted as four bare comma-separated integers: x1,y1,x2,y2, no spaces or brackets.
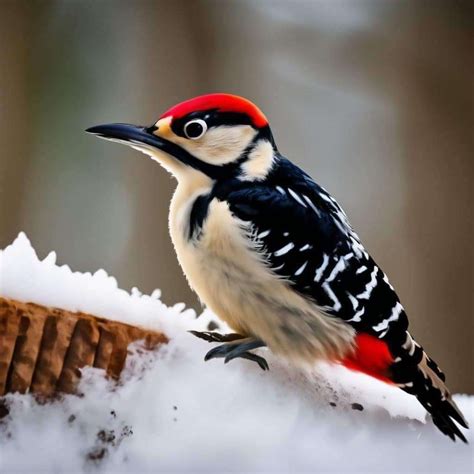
170,188,270,333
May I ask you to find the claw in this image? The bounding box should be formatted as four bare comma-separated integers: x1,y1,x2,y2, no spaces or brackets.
191,330,269,371
223,340,266,361
204,344,233,361
189,330,244,343
226,352,269,371
202,338,269,371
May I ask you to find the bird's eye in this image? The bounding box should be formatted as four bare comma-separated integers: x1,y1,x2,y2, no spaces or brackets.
183,119,207,140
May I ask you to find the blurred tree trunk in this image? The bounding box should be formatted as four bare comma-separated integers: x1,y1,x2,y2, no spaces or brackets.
0,2,32,244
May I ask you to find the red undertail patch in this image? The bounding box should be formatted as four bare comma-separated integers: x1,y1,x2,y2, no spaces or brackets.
342,333,394,384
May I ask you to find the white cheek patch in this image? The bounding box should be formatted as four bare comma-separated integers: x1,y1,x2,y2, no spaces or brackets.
176,125,258,165
239,139,275,181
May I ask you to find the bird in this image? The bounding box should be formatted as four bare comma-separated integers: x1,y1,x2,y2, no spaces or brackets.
87,93,468,442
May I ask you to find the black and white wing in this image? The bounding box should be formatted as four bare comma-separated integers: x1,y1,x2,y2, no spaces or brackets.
213,156,408,350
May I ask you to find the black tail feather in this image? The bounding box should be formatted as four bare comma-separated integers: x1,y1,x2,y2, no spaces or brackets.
391,332,469,443
424,399,468,443
443,399,469,429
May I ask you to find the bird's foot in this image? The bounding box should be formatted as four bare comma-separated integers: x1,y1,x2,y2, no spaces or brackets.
189,331,269,371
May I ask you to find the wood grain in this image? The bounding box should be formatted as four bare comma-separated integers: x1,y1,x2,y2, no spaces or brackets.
0,297,168,396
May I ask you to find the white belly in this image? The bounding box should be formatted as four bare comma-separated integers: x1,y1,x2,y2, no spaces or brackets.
169,183,355,363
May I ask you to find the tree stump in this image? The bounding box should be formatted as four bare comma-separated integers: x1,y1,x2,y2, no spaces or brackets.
0,297,168,396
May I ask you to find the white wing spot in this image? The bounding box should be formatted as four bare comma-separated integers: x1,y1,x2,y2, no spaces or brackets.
276,186,286,195
356,266,367,274
257,229,270,239
322,282,341,311
350,236,368,259
303,195,321,216
326,257,347,282
347,307,365,322
299,244,312,251
383,272,395,290
294,261,308,276
347,292,359,311
274,242,295,257
314,254,329,282
373,302,404,333
402,332,416,356
319,193,332,203
288,188,308,208
356,267,378,299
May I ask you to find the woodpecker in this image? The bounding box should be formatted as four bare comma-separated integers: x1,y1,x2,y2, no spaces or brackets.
87,93,468,442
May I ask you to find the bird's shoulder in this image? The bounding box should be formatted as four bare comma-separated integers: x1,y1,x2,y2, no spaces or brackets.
213,155,355,254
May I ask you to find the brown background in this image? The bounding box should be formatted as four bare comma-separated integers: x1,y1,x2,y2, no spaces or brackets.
0,0,472,392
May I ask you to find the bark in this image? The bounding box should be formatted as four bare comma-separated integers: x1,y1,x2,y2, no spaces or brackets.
0,297,167,396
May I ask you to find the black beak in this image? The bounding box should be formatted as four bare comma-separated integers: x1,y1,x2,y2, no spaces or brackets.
85,123,168,151
86,122,202,171
86,122,234,180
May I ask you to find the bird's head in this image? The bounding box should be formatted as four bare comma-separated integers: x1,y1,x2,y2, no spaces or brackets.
87,93,277,181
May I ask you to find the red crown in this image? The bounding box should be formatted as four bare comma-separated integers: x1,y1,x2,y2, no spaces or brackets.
160,93,268,128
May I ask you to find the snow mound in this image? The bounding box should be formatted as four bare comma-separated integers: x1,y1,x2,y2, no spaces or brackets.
0,232,197,337
0,233,472,473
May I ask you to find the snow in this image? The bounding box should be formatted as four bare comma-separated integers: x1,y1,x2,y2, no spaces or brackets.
0,233,472,473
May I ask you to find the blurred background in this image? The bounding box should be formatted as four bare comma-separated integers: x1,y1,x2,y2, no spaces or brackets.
0,0,472,392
